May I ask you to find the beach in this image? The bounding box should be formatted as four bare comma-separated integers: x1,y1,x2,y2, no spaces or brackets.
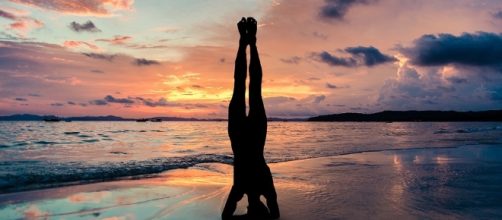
1,144,501,219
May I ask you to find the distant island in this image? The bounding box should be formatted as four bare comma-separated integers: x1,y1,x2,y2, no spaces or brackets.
308,110,502,122
1,110,502,122
0,114,224,122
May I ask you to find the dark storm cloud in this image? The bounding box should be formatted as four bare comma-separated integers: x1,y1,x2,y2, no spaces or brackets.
69,21,101,33
399,32,502,67
319,0,374,20
82,53,116,61
133,58,160,66
345,46,397,66
316,51,357,67
314,46,395,67
104,95,134,104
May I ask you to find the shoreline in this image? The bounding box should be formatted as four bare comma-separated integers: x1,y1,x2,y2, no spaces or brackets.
1,145,502,219
0,144,485,195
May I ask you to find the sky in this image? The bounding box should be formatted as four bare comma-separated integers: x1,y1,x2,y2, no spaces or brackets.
1,0,502,118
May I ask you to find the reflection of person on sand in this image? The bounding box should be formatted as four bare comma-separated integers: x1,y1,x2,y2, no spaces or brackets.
222,17,280,220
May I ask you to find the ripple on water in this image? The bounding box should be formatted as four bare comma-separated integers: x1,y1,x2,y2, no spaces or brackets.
34,141,58,145
77,134,92,138
64,132,80,135
82,139,99,143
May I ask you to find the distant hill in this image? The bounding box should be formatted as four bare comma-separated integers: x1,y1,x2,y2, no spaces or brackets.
0,114,224,121
0,114,50,121
308,110,502,122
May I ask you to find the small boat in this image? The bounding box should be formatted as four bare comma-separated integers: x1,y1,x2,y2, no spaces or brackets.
150,118,162,122
136,118,148,122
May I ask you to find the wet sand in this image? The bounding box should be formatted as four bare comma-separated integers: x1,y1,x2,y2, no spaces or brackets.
1,145,502,219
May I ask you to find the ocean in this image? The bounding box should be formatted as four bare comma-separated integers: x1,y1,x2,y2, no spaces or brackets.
1,121,502,193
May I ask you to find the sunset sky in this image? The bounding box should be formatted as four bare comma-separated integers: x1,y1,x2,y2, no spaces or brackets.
1,0,502,118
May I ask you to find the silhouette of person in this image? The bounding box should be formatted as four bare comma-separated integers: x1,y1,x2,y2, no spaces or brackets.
222,17,280,220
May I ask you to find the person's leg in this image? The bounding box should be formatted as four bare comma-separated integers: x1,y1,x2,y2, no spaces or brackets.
223,18,248,219
246,17,267,150
228,17,248,147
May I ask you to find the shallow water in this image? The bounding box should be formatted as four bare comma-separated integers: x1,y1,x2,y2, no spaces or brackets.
1,121,502,192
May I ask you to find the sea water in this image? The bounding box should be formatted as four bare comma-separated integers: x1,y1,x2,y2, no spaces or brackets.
1,121,501,192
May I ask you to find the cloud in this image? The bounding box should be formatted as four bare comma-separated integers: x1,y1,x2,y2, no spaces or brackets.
0,8,43,32
313,95,326,104
64,41,100,51
493,11,502,19
0,9,17,20
69,21,101,33
264,96,297,105
345,46,397,66
133,58,159,66
314,46,395,67
377,63,502,111
104,95,134,104
89,95,177,107
280,56,302,64
14,97,27,101
50,102,64,107
10,0,134,16
399,32,502,67
326,83,338,89
90,69,104,73
96,35,131,45
82,52,116,61
134,97,174,107
319,0,374,21
89,99,108,105
446,76,467,84
316,51,357,67
67,101,76,105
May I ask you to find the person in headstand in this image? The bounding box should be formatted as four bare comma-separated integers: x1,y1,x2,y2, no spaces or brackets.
222,17,280,220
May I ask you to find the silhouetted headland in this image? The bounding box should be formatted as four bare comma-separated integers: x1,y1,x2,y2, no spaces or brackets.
308,110,502,122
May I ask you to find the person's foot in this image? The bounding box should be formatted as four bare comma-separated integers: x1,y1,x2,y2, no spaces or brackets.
246,17,257,45
238,17,247,45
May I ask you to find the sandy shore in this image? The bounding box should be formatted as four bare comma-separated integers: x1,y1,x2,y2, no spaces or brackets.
1,145,502,219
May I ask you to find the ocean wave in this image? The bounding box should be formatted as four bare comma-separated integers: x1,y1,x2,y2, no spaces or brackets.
0,154,233,193
434,126,502,134
1,144,500,193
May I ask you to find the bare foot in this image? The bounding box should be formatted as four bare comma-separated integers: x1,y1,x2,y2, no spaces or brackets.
238,17,247,45
246,17,257,45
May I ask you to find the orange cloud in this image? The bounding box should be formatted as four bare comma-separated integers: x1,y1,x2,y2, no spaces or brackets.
96,35,132,45
0,8,43,33
9,0,134,16
64,40,101,51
